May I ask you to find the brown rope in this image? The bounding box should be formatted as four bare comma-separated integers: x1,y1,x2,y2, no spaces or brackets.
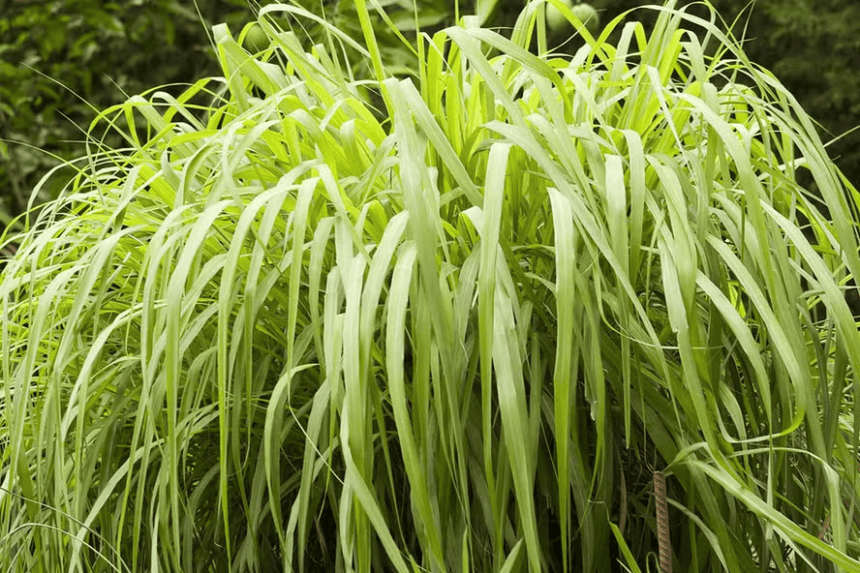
654,470,672,573
819,516,830,541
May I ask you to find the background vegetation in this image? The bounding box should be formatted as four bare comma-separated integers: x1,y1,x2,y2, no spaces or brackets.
0,0,251,230
1,0,859,234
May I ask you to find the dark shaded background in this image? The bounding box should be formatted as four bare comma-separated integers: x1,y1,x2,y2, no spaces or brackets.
0,0,251,233
1,0,858,236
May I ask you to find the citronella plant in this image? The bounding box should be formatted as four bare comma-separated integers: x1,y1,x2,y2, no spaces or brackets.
2,1,860,571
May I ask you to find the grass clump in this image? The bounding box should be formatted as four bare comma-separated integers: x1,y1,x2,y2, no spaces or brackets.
2,1,860,571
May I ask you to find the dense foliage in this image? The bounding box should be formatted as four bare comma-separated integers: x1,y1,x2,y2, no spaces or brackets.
558,0,860,189
0,0,253,229
741,0,860,193
2,0,858,234
2,1,860,571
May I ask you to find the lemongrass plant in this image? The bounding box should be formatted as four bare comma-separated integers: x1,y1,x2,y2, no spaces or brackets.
2,0,860,571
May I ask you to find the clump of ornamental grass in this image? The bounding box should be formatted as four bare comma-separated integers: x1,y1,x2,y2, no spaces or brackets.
2,0,860,571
